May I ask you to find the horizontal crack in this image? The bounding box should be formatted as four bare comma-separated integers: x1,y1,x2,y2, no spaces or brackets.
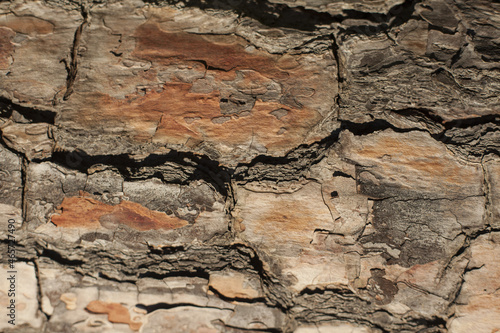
135,302,234,313
0,96,56,124
145,0,421,34
50,148,231,197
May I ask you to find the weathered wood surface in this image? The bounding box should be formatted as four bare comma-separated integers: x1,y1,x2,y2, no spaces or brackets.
0,0,499,331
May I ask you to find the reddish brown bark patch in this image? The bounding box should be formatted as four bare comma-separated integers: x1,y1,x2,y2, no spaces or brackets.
0,15,54,35
51,193,189,231
133,23,284,77
0,27,15,69
76,82,320,152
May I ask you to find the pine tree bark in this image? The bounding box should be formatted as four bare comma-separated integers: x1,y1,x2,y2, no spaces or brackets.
0,0,499,331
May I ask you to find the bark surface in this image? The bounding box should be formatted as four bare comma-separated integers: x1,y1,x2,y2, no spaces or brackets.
0,0,499,332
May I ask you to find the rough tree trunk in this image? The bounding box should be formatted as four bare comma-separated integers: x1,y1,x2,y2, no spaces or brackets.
0,0,499,332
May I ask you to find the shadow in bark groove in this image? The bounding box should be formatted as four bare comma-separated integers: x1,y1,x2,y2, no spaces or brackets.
144,0,420,33
0,96,56,124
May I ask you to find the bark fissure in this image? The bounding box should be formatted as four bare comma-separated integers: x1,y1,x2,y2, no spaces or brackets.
0,0,499,332
62,4,89,100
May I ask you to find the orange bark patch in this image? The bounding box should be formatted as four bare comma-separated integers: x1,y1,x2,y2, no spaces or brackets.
81,82,320,153
51,194,189,231
0,27,15,70
0,15,54,35
86,300,142,331
357,136,474,184
60,20,333,159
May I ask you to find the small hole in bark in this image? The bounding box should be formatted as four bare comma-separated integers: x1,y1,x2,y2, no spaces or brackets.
331,191,339,198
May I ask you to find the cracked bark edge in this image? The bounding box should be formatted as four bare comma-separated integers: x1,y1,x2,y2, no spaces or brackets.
62,4,89,101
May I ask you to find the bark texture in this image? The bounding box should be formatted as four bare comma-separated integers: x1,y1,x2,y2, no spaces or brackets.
0,0,499,332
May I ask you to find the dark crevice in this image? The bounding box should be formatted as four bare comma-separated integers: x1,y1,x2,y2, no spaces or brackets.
38,248,85,267
338,0,422,38
147,245,186,255
331,33,344,119
62,4,89,100
341,111,498,158
468,226,500,241
135,302,231,313
43,111,496,208
449,236,470,260
389,0,422,29
298,286,356,297
50,148,231,197
332,171,354,179
439,235,470,302
338,22,389,38
0,96,56,124
145,0,337,31
432,115,500,157
233,128,340,183
189,58,233,72
331,34,344,83
447,275,466,312
208,286,267,303
481,158,493,229
463,263,485,274
145,0,420,33
214,112,497,185
342,110,499,140
408,316,447,330
442,114,500,130
340,119,420,136
97,271,144,284
137,269,210,279
207,64,236,72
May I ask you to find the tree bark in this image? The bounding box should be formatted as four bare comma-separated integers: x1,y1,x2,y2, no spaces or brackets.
0,0,499,331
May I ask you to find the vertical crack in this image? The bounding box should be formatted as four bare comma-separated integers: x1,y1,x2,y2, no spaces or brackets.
331,33,344,119
480,156,492,227
62,4,89,101
225,178,237,235
33,258,50,331
21,157,28,229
